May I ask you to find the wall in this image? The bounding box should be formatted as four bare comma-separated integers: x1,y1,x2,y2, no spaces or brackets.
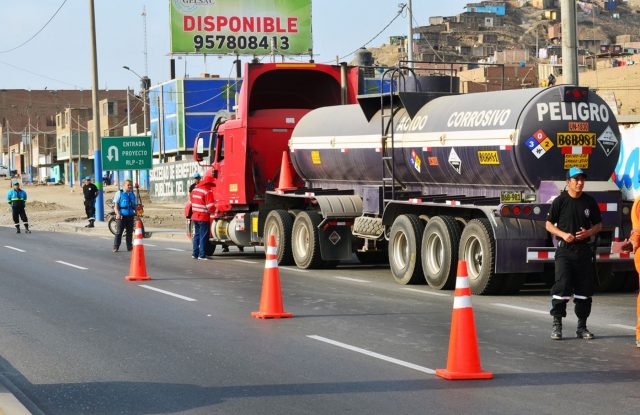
149,160,205,202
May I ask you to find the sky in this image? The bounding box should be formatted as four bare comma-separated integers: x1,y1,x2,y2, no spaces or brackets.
0,0,469,93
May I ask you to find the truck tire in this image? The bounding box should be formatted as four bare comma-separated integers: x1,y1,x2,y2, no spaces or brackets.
388,214,425,285
264,209,294,265
421,215,461,290
459,218,500,295
292,211,324,269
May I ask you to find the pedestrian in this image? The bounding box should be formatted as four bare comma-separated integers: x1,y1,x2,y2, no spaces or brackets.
188,172,202,194
545,167,602,340
620,196,640,348
547,73,556,87
6,180,30,233
82,176,99,228
190,173,215,260
103,171,111,186
112,179,137,253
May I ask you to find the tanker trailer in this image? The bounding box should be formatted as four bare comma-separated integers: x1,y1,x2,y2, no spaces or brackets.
279,84,633,294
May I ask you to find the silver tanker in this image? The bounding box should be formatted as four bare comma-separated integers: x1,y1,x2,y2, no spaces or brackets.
283,85,630,294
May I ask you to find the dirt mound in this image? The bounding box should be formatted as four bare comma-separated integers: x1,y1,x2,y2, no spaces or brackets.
27,201,66,211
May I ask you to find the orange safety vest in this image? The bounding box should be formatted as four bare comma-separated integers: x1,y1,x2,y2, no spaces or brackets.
630,197,640,341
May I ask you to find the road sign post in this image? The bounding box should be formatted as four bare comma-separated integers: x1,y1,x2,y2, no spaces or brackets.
101,136,152,171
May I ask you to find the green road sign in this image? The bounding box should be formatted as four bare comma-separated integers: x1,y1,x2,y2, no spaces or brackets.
101,136,152,171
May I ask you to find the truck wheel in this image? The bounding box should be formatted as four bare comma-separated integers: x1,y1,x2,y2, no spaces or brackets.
264,209,294,265
459,218,500,295
421,216,461,290
388,214,425,285
292,211,324,269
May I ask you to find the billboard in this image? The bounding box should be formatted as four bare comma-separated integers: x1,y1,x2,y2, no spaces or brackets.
170,0,312,55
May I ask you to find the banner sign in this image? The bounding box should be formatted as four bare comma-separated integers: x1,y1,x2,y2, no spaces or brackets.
170,0,312,55
149,160,204,202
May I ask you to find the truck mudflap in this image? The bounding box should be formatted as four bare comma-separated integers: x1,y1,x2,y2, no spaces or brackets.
526,247,633,263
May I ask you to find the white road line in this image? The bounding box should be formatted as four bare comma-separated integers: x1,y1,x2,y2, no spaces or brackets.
144,243,157,247
402,287,449,297
307,335,435,375
334,276,369,283
492,303,548,315
610,323,635,331
282,267,309,273
165,248,185,252
138,285,197,302
100,237,113,240
234,259,258,264
3,246,25,253
55,261,88,270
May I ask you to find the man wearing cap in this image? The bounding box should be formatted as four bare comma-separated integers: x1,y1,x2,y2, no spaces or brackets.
545,167,602,340
82,176,99,228
190,173,215,260
6,181,30,234
188,172,202,194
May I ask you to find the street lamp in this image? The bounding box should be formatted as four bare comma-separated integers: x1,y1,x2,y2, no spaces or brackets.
122,66,149,134
123,65,151,188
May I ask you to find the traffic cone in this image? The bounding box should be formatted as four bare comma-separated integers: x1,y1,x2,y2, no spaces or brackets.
435,260,493,380
251,234,293,319
276,151,296,191
125,219,152,281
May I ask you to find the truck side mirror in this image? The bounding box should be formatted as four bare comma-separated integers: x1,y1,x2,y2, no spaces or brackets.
194,136,204,162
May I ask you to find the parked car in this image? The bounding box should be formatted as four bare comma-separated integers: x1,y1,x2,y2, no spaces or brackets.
0,166,8,177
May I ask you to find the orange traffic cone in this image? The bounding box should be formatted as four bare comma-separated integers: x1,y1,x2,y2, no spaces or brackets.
435,260,493,380
251,234,293,319
125,220,152,281
276,151,296,191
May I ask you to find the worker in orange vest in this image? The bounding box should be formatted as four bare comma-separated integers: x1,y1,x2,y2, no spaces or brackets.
621,196,640,348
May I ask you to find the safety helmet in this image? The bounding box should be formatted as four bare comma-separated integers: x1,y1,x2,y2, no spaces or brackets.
200,174,215,186
192,172,202,179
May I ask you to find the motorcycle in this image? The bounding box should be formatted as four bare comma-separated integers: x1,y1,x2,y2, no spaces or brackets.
106,183,151,238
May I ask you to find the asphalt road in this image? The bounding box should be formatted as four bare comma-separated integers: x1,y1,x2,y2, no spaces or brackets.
0,226,639,414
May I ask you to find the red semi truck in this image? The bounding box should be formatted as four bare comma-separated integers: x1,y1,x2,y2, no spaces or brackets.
191,62,633,294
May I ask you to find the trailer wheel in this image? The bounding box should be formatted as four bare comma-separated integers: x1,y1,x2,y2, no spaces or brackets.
264,209,294,265
292,211,324,269
388,214,425,285
459,218,500,295
421,216,461,290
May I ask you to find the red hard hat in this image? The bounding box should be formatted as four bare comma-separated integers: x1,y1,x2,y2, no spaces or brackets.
200,174,215,186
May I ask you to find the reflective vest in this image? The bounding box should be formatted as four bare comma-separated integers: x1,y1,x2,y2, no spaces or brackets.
7,189,27,208
114,190,136,216
189,185,214,222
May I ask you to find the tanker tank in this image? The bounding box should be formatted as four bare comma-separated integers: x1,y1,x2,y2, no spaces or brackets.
289,86,621,199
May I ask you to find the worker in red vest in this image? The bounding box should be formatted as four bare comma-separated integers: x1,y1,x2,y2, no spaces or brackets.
189,174,215,260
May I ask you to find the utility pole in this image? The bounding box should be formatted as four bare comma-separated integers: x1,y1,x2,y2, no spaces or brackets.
89,0,104,221
561,0,579,85
407,0,414,69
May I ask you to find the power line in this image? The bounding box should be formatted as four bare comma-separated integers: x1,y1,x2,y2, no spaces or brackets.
0,0,69,54
324,4,408,63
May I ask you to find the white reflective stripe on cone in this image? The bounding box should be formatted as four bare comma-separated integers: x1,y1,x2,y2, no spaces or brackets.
455,276,470,289
265,259,278,269
135,228,143,236
266,246,277,255
133,239,143,246
453,295,472,309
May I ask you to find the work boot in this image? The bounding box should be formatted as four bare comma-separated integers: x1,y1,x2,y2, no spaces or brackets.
85,220,95,228
112,246,119,253
25,225,30,234
551,316,562,340
576,319,595,340
15,227,20,234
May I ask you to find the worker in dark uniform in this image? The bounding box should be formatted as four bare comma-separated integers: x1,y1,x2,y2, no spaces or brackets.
545,167,602,340
82,176,99,228
6,181,30,233
112,179,136,253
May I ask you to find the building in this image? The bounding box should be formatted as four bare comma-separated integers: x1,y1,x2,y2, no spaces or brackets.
149,77,239,161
